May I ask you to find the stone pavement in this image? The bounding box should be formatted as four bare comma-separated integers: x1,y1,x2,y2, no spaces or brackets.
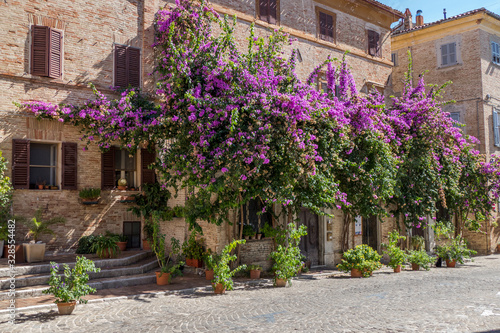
1,255,500,332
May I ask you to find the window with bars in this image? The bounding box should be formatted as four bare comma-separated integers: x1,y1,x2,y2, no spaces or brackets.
318,11,334,43
367,30,380,57
440,42,457,67
258,0,278,25
492,42,500,64
114,44,141,88
31,26,63,78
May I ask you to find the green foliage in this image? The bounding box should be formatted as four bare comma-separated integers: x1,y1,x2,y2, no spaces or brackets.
410,235,425,251
0,151,12,223
43,256,100,304
75,235,98,254
382,230,407,269
407,250,434,270
79,188,101,200
242,225,255,238
260,223,277,238
337,244,382,277
129,183,174,220
247,264,262,271
90,235,120,259
270,223,307,285
150,213,184,278
23,208,66,242
105,231,127,242
173,205,185,218
435,235,477,264
205,239,247,291
182,231,204,259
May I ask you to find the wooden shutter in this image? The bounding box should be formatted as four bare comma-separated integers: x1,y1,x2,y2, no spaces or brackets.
101,147,115,189
12,139,30,189
269,0,277,24
62,142,77,190
441,44,448,66
259,0,268,22
448,42,456,64
494,110,500,147
319,12,334,42
128,47,141,87
114,45,128,87
368,30,379,56
31,26,49,76
48,28,62,78
141,148,156,185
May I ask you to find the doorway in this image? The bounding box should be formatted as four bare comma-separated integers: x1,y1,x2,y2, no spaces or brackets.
123,221,141,249
299,208,320,266
362,215,378,251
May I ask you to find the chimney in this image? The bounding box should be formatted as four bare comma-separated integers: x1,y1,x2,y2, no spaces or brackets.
443,8,447,19
404,8,413,29
416,10,424,26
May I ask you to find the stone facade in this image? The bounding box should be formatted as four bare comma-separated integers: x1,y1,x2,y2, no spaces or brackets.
391,9,500,254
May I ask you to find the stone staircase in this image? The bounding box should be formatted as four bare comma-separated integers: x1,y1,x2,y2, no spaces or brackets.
0,251,158,301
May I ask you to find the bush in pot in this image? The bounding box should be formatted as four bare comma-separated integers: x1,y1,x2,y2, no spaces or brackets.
337,244,382,278
43,256,100,315
248,264,262,279
182,231,204,267
435,235,477,267
382,230,407,273
75,235,98,254
79,188,101,204
270,223,307,286
205,239,247,294
105,231,128,251
242,225,255,240
203,249,217,280
90,234,120,259
407,249,434,271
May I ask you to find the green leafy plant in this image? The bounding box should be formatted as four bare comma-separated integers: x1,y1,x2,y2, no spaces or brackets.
105,231,127,242
410,235,425,251
182,231,204,260
242,225,255,238
23,208,66,242
129,183,173,221
337,244,382,277
435,235,477,264
43,256,100,304
407,249,435,270
150,212,184,279
382,230,407,269
143,221,154,241
0,151,12,225
270,223,307,285
261,223,277,238
79,188,101,200
173,205,185,218
90,235,120,259
75,235,98,254
247,264,262,271
205,239,247,291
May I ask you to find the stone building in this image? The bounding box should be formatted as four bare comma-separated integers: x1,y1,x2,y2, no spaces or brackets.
391,8,500,254
0,0,402,268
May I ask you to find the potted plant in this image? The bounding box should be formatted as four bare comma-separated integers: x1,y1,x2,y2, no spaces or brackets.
79,188,101,205
75,235,98,254
105,231,128,251
42,256,100,315
248,264,262,279
117,178,127,191
407,249,434,271
182,231,204,267
435,235,477,267
22,208,66,263
90,234,120,259
382,230,407,273
142,221,153,250
261,223,278,238
203,249,216,280
337,244,382,278
242,225,255,240
270,223,307,286
36,179,45,190
205,239,247,294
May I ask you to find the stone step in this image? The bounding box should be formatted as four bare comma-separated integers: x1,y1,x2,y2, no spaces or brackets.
0,256,159,290
0,251,153,278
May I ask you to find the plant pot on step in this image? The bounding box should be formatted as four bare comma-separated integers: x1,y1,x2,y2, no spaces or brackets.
23,243,46,263
117,241,127,251
445,259,456,268
411,263,420,271
250,269,261,279
213,283,226,294
205,269,214,280
393,265,401,273
57,301,77,315
142,239,151,251
156,271,171,285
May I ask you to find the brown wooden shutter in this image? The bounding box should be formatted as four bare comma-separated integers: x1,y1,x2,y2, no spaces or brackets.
128,47,141,87
31,26,49,76
269,0,277,24
114,45,128,87
62,142,77,190
12,139,30,189
101,147,115,189
48,28,62,78
259,0,268,22
141,148,156,185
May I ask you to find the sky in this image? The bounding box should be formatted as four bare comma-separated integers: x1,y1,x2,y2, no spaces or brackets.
378,0,500,26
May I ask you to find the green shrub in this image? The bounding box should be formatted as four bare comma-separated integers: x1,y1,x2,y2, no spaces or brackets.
407,250,434,270
242,225,255,237
435,235,477,264
90,235,120,258
182,231,204,259
337,244,382,277
382,230,407,269
75,235,98,254
205,239,246,291
79,188,101,200
247,264,262,271
270,223,307,285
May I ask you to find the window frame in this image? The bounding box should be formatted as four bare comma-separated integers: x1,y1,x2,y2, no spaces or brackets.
391,52,398,66
316,7,336,44
494,109,500,147
449,112,461,128
114,148,137,188
29,142,58,189
492,41,500,65
367,30,381,57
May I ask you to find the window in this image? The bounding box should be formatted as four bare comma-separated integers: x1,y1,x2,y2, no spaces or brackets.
318,11,334,43
449,112,461,128
114,45,141,88
123,221,141,249
367,30,380,57
115,149,136,188
391,52,398,66
258,0,278,25
31,26,63,78
12,140,77,190
241,198,273,234
493,109,500,147
492,42,500,64
440,42,457,67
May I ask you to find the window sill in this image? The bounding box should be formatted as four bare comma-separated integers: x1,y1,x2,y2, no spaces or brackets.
437,63,461,69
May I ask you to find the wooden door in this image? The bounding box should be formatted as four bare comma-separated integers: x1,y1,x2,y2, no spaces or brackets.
362,215,378,250
299,208,320,266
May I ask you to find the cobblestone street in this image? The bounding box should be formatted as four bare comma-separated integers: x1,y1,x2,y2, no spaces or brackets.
1,254,500,332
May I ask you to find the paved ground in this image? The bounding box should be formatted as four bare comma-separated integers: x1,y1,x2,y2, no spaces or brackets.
1,255,500,332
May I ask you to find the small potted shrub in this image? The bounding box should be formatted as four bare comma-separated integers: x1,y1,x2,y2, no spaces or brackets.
270,223,307,286
79,188,101,205
242,225,255,240
36,180,45,190
75,235,98,254
105,231,128,251
182,231,204,267
407,249,434,271
337,244,382,278
382,230,407,273
43,256,100,315
261,223,278,239
142,221,154,250
205,239,247,294
203,249,217,280
435,235,477,267
248,264,262,279
90,234,120,259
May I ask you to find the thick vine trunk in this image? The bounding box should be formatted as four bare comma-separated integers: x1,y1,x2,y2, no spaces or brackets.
341,212,351,252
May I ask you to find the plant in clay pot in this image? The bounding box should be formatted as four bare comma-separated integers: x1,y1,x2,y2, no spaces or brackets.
407,249,434,271
435,235,476,267
248,264,262,279
79,188,101,204
337,244,382,278
90,234,120,259
242,225,255,240
382,230,407,273
182,231,204,267
117,178,127,191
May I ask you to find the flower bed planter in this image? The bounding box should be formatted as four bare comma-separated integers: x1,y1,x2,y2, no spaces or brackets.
57,301,77,315
82,199,99,205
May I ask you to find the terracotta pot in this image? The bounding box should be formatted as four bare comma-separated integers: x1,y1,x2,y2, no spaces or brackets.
411,263,420,271
117,185,127,191
186,258,202,268
38,185,44,190
393,265,401,273
156,271,171,285
351,268,363,278
57,301,77,315
117,241,127,251
250,269,261,279
446,259,456,268
213,283,226,294
142,239,151,251
205,269,214,281
256,233,262,240
275,278,287,287
497,244,500,252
